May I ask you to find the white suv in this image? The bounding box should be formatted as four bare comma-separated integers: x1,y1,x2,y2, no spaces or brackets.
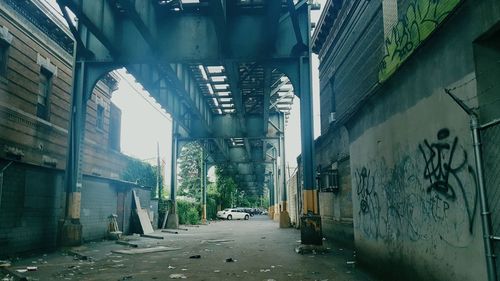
217,208,250,220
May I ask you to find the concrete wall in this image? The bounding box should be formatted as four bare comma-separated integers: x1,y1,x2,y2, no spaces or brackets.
345,1,500,279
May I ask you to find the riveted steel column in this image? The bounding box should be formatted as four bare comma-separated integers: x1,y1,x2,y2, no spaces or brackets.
61,56,89,246
299,32,322,244
279,113,291,228
167,122,179,229
201,147,207,224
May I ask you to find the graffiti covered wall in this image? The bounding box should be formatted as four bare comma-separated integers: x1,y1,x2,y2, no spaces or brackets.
379,0,462,82
349,86,487,281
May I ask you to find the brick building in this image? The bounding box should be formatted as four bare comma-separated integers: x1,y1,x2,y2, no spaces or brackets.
0,0,152,256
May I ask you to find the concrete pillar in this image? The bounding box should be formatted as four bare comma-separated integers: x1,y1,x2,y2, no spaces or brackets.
166,122,179,229
279,114,291,228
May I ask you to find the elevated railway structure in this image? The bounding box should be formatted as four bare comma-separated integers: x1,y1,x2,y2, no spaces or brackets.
57,0,321,245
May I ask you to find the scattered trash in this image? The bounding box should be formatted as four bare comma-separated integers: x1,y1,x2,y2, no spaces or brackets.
265,279,276,281
181,269,188,271
16,269,27,273
346,261,356,265
189,255,201,259
259,269,271,272
270,265,275,268
119,276,133,280
322,237,326,241
261,237,266,239
168,266,176,269
201,239,234,244
140,234,164,240
116,241,138,248
112,246,180,255
27,266,37,271
243,270,248,273
162,230,179,234
0,260,11,267
213,270,220,273
225,258,235,263
169,273,187,279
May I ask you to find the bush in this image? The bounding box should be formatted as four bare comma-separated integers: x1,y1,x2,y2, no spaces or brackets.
177,200,201,225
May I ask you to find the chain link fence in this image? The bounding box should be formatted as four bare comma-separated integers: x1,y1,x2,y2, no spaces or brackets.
483,122,500,278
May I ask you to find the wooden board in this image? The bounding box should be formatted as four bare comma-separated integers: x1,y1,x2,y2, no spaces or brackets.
132,190,154,234
111,246,180,255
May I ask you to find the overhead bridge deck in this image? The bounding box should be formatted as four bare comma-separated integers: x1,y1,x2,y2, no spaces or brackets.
57,0,320,245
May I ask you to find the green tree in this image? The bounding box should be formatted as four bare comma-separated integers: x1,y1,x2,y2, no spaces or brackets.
215,165,237,209
177,142,203,200
121,156,163,198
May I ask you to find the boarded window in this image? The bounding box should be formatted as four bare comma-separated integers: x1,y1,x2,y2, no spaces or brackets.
0,42,8,76
37,68,52,119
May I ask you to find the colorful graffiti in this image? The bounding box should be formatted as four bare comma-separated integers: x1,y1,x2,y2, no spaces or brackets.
379,0,462,82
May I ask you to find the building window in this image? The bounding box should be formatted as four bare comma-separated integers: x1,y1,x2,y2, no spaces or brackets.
96,104,104,131
0,26,12,77
0,42,8,76
319,168,339,193
37,68,52,119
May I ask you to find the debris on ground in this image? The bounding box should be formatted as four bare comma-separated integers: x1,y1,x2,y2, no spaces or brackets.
116,241,138,248
168,266,176,269
169,273,187,279
0,261,11,268
213,270,220,273
26,266,37,271
201,239,234,244
260,269,271,272
140,234,164,240
112,246,180,255
162,230,179,234
225,258,235,263
118,275,133,280
188,255,201,259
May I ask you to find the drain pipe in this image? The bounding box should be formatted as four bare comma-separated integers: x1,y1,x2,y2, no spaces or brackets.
445,89,497,281
0,161,13,210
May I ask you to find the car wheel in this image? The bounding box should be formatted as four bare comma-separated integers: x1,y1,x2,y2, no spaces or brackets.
244,215,249,220
227,214,232,220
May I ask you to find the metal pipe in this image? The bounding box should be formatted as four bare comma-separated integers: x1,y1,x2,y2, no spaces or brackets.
444,88,497,281
471,115,497,281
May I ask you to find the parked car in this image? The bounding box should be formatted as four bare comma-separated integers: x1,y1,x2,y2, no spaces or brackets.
217,208,250,220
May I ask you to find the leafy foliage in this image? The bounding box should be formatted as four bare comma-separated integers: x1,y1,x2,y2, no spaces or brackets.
177,199,201,225
178,142,203,201
122,157,162,198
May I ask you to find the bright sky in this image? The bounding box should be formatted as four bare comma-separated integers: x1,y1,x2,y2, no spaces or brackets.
41,0,325,179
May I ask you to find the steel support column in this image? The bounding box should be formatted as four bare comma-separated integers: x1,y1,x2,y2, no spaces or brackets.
279,113,291,228
201,146,207,224
299,53,322,245
166,122,179,229
268,171,275,219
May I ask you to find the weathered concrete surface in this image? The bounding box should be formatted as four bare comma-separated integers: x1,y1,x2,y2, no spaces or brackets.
0,216,376,281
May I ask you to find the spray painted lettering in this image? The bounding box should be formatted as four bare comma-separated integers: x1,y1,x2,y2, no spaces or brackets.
419,128,478,234
379,0,462,81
